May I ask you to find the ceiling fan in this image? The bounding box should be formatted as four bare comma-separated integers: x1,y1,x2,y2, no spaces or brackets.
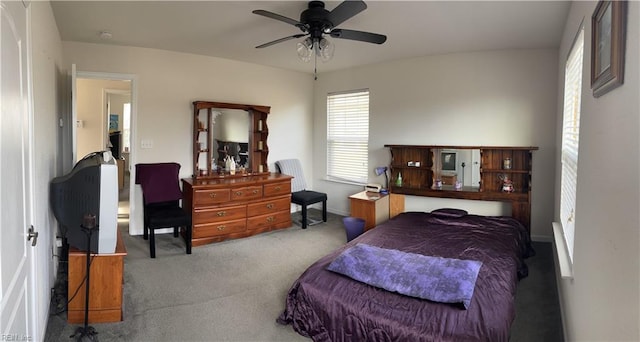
253,0,387,63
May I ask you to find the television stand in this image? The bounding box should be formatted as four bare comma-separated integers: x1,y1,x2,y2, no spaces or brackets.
67,230,127,324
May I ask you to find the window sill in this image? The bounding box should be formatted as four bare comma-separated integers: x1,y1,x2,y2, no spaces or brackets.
552,222,574,279
323,177,366,187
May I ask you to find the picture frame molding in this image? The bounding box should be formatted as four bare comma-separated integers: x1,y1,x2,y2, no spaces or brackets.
590,0,627,98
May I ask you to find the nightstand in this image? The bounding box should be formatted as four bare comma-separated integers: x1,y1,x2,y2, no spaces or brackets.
349,191,405,231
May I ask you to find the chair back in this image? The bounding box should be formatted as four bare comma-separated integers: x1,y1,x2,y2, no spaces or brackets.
275,159,307,192
135,162,183,205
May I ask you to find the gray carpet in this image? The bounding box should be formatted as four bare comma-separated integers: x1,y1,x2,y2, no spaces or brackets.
44,211,563,341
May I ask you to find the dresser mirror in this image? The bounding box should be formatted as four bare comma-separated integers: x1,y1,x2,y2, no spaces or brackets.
210,109,250,170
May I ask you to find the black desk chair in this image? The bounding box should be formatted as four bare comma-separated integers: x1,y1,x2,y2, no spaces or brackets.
135,162,192,258
276,159,327,229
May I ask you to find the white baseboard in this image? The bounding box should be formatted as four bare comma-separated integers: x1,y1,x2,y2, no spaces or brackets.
531,234,552,243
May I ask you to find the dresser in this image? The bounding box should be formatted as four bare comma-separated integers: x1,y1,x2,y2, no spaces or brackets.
182,173,292,246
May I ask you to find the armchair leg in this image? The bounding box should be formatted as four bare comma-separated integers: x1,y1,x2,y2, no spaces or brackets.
143,225,149,240
322,200,327,222
185,225,192,255
301,205,308,229
173,227,179,237
149,228,156,258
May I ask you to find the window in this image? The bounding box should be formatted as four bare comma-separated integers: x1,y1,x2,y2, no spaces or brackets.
560,27,584,262
327,89,369,184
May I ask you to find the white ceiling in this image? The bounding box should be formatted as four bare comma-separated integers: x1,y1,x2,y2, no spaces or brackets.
50,1,571,74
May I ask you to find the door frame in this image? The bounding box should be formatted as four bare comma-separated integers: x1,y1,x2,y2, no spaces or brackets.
72,70,138,235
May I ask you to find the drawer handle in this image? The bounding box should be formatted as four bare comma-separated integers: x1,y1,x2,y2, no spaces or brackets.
217,211,226,217
275,186,281,191
209,193,217,198
235,191,243,196
266,216,275,223
253,189,259,194
266,203,274,209
217,225,226,231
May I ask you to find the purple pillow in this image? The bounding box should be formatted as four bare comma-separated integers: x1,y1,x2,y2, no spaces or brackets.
326,243,482,309
431,208,468,218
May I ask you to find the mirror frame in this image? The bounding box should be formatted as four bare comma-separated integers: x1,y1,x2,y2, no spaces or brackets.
192,101,270,179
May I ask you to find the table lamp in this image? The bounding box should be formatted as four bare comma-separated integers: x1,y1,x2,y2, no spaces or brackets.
375,166,389,190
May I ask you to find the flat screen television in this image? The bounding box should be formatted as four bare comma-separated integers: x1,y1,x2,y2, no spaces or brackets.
50,151,118,254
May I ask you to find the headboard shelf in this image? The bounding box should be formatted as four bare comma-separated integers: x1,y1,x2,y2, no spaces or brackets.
385,144,538,232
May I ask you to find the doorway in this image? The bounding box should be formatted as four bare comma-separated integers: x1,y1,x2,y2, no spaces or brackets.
106,89,132,222
74,72,136,234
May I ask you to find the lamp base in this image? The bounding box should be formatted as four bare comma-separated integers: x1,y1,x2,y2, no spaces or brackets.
71,325,98,341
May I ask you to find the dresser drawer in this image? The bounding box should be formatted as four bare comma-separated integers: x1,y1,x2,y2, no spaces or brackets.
193,218,246,238
230,185,263,202
193,205,246,225
247,210,291,230
263,181,291,197
247,197,290,217
193,188,231,206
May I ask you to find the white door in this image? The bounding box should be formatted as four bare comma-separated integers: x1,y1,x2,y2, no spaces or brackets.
0,0,37,340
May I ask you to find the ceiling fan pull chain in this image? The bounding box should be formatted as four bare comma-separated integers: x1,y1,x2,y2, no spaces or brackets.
314,53,318,80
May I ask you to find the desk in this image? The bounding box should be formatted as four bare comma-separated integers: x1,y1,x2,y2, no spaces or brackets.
440,173,457,186
67,230,127,324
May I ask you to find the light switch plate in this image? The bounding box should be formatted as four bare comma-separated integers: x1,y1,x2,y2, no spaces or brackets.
141,139,153,149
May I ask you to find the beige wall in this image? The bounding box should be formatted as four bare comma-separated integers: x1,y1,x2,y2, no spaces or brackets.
63,41,315,234
554,1,640,340
313,49,558,240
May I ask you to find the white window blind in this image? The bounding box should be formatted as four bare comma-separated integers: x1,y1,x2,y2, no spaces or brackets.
327,89,369,184
560,27,584,262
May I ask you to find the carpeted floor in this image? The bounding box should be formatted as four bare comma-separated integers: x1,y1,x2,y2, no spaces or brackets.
44,210,563,341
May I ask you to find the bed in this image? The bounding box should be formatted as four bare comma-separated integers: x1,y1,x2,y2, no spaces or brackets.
277,209,534,342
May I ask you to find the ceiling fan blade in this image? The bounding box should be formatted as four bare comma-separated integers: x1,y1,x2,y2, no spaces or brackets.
252,9,302,27
328,0,367,28
330,29,387,44
255,34,307,49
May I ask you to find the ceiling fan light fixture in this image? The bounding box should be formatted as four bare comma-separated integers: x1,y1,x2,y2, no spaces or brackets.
317,37,334,62
296,37,314,62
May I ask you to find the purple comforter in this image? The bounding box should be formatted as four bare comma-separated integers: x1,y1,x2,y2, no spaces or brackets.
277,211,533,342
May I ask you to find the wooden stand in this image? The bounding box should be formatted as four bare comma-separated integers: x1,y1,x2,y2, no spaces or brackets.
349,192,405,231
67,230,127,324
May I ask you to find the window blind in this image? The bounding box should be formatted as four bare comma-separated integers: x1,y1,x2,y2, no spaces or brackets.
560,27,584,262
327,89,369,184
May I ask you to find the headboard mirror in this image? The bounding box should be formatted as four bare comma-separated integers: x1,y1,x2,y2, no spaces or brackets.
192,101,270,179
432,148,481,190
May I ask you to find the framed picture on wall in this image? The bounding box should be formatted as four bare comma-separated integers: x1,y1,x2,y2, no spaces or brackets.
591,0,627,98
109,114,119,131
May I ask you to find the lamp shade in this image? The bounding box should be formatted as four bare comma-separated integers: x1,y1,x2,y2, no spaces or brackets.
375,166,388,176
296,38,313,62
317,38,334,62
